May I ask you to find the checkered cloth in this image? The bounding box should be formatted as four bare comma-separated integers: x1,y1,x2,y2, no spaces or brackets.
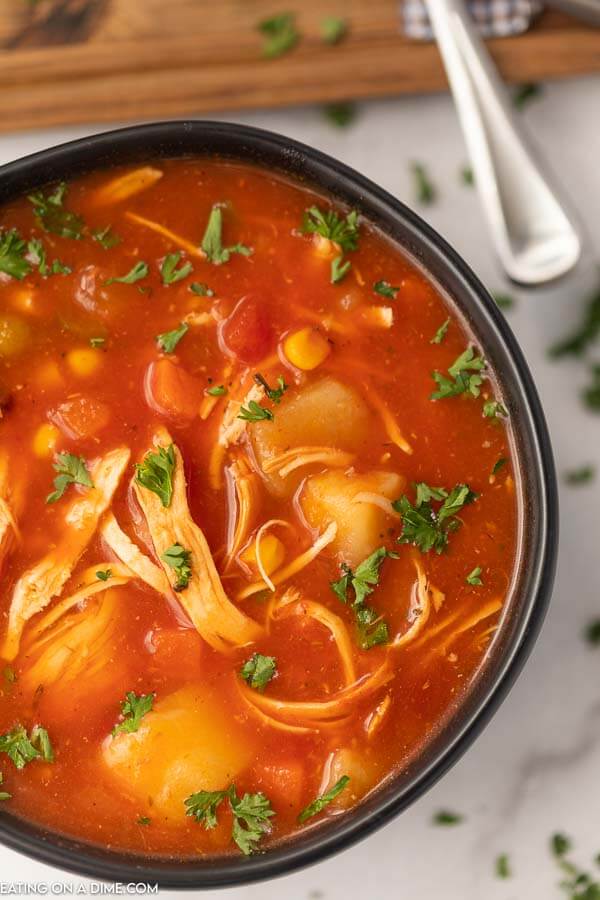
402,0,543,39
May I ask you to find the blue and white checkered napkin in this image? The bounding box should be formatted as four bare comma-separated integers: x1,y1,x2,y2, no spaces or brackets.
402,0,543,39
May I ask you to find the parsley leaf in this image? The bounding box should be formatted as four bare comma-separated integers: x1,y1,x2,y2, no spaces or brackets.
394,483,477,554
0,772,11,802
431,346,486,400
207,384,227,396
0,229,31,280
112,691,154,736
331,547,396,649
160,252,193,285
238,400,273,422
105,261,148,285
96,569,112,582
156,322,189,353
565,465,595,486
483,399,508,418
298,776,350,823
433,810,463,826
201,206,252,264
185,784,274,855
301,206,359,253
28,238,70,277
46,452,93,504
254,373,287,404
185,788,228,829
552,833,571,857
135,444,176,508
240,653,277,692
331,256,350,284
374,280,399,299
258,12,299,58
491,457,507,476
137,816,151,826
0,724,53,769
323,102,357,128
513,82,542,110
28,182,84,239
431,318,450,344
466,566,483,586
411,162,436,205
190,281,214,297
91,226,121,249
161,543,192,591
320,16,347,44
51,259,71,275
549,288,600,358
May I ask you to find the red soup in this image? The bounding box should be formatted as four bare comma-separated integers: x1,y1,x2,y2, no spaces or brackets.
0,160,517,857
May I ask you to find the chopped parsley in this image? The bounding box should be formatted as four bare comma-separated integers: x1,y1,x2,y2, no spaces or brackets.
584,620,600,646
135,444,176,508
254,373,287,404
201,206,252,265
28,238,70,277
331,547,397,649
495,853,511,879
433,810,463,826
160,252,193,285
323,102,357,128
483,399,508,418
466,566,483,586
491,457,507,476
46,452,93,504
301,206,359,284
549,832,600,900
28,182,84,239
96,569,112,582
91,225,121,249
513,82,542,110
552,833,571,857
460,166,474,186
331,256,350,284
431,346,486,400
0,773,10,802
137,816,151,826
156,322,189,353
51,259,71,275
411,162,436,205
240,653,277,691
549,288,600,359
394,482,477,554
565,465,595,486
185,783,274,855
189,281,214,297
374,280,399,300
0,229,31,280
258,12,299,58
298,776,350,823
161,543,192,591
0,724,53,769
206,384,227,397
320,16,347,44
494,292,515,311
238,400,273,423
431,318,450,344
112,691,155,736
105,260,149,285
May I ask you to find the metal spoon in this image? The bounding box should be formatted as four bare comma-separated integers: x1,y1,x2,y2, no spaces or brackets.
423,0,582,285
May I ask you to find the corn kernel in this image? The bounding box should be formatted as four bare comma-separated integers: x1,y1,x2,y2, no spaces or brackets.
283,327,331,371
242,534,285,576
66,347,102,377
33,423,60,458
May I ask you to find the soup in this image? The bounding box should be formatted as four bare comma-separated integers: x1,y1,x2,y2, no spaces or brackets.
0,159,517,857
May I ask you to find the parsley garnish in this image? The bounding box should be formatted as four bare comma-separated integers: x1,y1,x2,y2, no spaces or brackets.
431,318,450,344
565,465,595,486
494,292,515,311
185,784,274,855
323,102,357,128
331,547,396,649
254,373,287,404
466,566,483,586
190,281,214,297
28,238,70,277
495,853,511,879
96,569,112,582
46,452,93,504
238,400,273,422
160,252,193,285
0,724,53,769
301,206,359,253
137,816,151,826
112,691,154,736
0,229,31,280
106,260,148,285
331,256,350,284
513,82,541,110
433,810,463,826
240,653,277,691
492,457,507,476
28,182,84,239
135,444,175,508
0,773,10,801
156,322,189,353
411,162,436,205
394,482,477,554
91,225,121,249
207,384,227,396
549,288,600,358
51,259,71,275
298,776,350,823
258,12,299,58
483,399,508,418
320,16,347,44
161,543,192,591
431,346,486,400
201,206,252,264
374,280,399,299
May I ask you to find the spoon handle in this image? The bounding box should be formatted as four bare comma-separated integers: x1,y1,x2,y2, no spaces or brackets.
423,0,581,285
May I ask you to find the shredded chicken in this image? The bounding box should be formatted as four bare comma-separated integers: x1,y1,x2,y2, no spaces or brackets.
219,383,266,449
100,512,171,595
0,453,22,576
94,167,163,205
393,558,445,649
224,457,261,568
262,446,355,478
125,211,204,258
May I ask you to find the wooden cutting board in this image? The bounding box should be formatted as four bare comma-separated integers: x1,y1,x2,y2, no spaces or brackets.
0,0,598,134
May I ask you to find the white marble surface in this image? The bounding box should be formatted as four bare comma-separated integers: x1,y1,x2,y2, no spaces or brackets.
1,75,600,898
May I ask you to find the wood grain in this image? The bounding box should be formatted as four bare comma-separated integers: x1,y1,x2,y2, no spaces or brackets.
0,1,598,134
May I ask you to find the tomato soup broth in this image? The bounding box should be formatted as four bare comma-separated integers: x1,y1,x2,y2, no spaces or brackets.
0,160,517,857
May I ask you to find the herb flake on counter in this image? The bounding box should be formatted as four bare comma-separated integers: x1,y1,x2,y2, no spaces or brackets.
240,653,277,692
185,784,274,855
583,365,600,412
0,773,10,801
549,288,600,359
431,318,450,344
161,252,193,285
565,465,595,486
161,543,192,591
135,444,176,508
513,82,542,110
433,810,463,826
28,182,84,239
320,16,347,44
106,260,149,285
331,547,396,649
374,280,399,300
0,723,53,769
92,225,121,249
201,206,252,265
0,229,31,280
494,292,515,311
323,102,357,128
96,569,112,582
156,322,189,353
190,281,214,297
552,832,571,857
258,12,299,59
46,452,93,504
411,162,436,206
431,346,486,400
238,400,274,423
461,166,474,186
298,776,350,823
495,853,511,879
254,373,287,404
112,691,155,736
584,620,600,646
394,482,477,554
466,566,483,586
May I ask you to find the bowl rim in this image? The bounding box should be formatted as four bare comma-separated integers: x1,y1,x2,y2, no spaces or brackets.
0,119,558,889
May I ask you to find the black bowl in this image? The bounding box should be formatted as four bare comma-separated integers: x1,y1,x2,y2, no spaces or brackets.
0,120,558,889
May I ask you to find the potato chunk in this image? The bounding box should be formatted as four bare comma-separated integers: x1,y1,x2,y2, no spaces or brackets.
301,469,402,567
250,377,373,497
103,686,253,820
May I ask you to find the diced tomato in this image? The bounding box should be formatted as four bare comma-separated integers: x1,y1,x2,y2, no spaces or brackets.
250,759,306,811
144,358,202,422
50,396,110,439
146,627,204,677
220,294,273,364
